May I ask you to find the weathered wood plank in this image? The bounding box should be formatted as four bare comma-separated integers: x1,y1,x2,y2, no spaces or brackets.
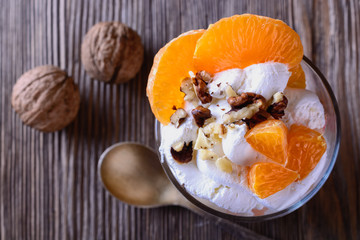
0,0,359,239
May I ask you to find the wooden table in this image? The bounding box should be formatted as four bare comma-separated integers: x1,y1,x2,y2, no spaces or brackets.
1,0,358,239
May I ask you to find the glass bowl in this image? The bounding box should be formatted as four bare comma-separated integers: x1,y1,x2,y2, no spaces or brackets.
154,56,341,221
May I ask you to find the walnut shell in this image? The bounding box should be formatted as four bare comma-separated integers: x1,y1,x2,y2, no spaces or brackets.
81,22,144,84
11,65,80,132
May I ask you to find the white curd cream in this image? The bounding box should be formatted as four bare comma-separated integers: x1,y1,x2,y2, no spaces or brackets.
283,88,325,131
221,124,262,166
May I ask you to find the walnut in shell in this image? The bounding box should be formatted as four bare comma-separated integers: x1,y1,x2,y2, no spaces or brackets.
81,22,144,84
11,65,80,132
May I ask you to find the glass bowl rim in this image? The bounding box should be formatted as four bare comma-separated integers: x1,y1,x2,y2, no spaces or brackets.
155,56,341,222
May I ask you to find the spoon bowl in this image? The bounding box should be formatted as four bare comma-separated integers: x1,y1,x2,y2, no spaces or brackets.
98,142,187,207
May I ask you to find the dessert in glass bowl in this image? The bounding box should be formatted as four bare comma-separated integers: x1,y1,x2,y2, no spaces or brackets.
147,14,340,220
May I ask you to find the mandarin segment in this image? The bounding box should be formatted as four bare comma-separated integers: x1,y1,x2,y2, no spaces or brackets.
245,120,288,164
147,30,205,125
248,162,299,199
287,64,306,88
286,124,327,180
194,14,303,74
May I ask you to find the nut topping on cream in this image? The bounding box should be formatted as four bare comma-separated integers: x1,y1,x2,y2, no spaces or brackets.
225,85,237,97
223,101,265,124
170,108,187,128
192,71,213,104
191,106,212,127
243,110,272,129
267,92,288,119
180,77,197,102
170,141,193,163
228,92,266,110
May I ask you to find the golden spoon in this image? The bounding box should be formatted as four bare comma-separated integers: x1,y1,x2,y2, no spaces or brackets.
98,142,190,207
98,142,270,240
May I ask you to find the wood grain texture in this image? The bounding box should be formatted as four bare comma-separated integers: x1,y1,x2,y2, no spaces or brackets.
0,0,359,239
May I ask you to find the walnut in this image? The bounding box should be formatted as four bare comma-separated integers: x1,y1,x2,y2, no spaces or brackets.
223,93,266,124
81,22,144,84
196,70,213,83
243,110,272,129
192,71,212,104
172,142,185,152
170,108,187,128
225,86,237,97
215,157,233,173
198,149,218,160
180,77,196,101
194,128,213,150
228,92,266,110
223,103,262,124
170,141,193,163
202,122,226,142
11,65,80,132
267,92,288,119
191,106,211,127
204,117,216,126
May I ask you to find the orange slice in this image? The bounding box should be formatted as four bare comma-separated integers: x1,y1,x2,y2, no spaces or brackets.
146,30,205,125
245,120,288,164
248,162,299,199
194,14,303,74
286,124,327,180
287,64,306,88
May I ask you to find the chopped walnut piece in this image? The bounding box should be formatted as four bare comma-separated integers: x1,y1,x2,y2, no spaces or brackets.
228,92,266,110
192,72,213,104
223,99,265,124
196,70,213,83
203,122,226,141
194,128,213,150
271,92,284,104
267,92,288,119
170,141,193,163
170,108,187,128
215,157,233,173
225,86,237,97
191,106,211,127
180,77,196,101
223,104,259,124
243,110,272,129
198,149,218,160
172,141,185,152
204,117,216,126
